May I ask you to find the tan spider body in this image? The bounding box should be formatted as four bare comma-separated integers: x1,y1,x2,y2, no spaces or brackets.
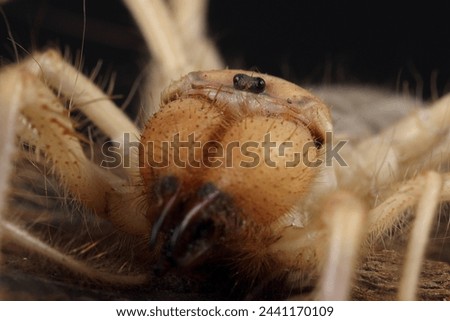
0,0,449,300
139,70,334,284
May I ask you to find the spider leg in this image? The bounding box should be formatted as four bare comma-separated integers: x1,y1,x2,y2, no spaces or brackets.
280,191,366,300
20,50,154,235
0,63,24,263
123,0,222,76
337,94,450,192
23,51,140,141
169,0,223,70
123,0,223,113
123,0,191,79
368,171,447,300
0,65,116,214
0,66,20,192
368,171,450,238
0,59,150,230
315,171,447,300
1,220,148,286
22,50,140,169
0,63,150,284
22,50,141,175
406,129,450,174
398,171,442,300
314,191,367,300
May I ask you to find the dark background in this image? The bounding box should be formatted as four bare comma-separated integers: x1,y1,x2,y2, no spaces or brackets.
1,0,450,107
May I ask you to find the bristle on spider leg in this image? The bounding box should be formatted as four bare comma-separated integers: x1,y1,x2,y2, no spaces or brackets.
22,50,140,160
0,220,148,285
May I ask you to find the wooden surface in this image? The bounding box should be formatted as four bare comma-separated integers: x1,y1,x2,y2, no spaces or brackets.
2,247,449,300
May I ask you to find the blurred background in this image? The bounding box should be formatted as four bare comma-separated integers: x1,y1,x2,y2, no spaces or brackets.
1,0,450,108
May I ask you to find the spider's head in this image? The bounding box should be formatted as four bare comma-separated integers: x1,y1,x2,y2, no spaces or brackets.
140,70,333,272
162,69,332,142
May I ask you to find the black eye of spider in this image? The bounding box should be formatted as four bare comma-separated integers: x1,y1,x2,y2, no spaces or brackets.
233,73,266,94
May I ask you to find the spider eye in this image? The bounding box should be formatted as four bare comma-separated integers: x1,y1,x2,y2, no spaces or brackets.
233,73,266,94
233,74,244,88
255,78,266,93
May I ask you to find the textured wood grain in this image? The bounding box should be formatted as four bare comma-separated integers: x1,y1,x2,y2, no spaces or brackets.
353,250,450,301
2,248,449,300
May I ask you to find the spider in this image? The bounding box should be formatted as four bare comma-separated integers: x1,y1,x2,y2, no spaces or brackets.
1,0,449,300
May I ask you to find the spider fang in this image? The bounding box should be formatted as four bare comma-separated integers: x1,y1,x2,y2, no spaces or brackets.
150,179,241,272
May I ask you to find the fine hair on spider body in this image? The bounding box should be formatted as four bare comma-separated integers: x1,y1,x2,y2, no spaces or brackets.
0,0,449,301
